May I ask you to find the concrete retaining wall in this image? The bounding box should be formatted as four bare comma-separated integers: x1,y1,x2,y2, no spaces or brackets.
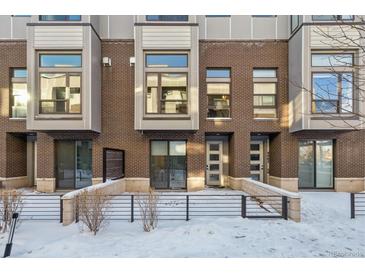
228,177,301,222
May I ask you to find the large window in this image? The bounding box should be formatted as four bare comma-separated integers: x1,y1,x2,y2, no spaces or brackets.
253,69,277,118
311,52,354,114
150,140,187,189
103,148,125,182
38,53,82,114
39,15,81,21
206,68,231,118
146,15,188,21
312,15,354,21
145,53,189,115
10,68,28,118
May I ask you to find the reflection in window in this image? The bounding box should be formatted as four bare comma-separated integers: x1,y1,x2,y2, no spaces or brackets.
40,54,82,68
253,69,277,118
40,73,81,114
312,53,353,67
39,15,81,21
146,54,188,68
312,15,354,21
10,68,27,118
206,68,231,118
146,15,188,21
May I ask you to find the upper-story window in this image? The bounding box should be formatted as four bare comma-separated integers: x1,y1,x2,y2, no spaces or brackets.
290,15,300,33
146,15,188,22
253,69,277,118
311,52,354,114
10,68,28,118
145,53,188,115
38,53,82,114
206,68,231,118
39,15,81,21
312,15,354,21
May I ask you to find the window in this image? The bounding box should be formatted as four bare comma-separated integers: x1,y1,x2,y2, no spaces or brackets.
206,69,231,118
312,53,353,67
10,68,27,118
146,15,188,21
312,15,354,21
38,53,82,114
253,69,277,118
312,73,353,113
311,52,354,114
146,54,188,68
252,15,277,18
39,15,81,21
40,54,82,68
205,15,231,17
146,73,188,114
145,52,189,115
291,15,300,33
103,148,125,182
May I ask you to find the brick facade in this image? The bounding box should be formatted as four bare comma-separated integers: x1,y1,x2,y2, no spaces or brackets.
1,39,364,191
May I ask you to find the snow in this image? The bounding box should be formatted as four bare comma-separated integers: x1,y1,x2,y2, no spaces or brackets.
0,190,364,257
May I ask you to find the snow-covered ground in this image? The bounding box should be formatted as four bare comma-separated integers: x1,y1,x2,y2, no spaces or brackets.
0,190,364,257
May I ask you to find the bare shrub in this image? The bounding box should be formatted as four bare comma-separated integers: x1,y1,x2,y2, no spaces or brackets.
77,189,110,235
0,189,23,233
136,188,159,232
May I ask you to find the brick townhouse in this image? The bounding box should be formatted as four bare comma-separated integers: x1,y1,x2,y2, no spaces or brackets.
0,15,364,193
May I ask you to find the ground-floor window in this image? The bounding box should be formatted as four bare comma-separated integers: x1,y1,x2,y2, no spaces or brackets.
150,140,187,189
298,140,333,189
103,148,125,181
56,140,92,189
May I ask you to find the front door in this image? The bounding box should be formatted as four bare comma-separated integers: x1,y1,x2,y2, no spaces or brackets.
250,140,264,182
206,141,223,186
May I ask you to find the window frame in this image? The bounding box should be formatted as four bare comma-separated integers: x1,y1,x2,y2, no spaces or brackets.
36,51,83,116
9,68,28,119
253,68,278,119
39,53,82,68
39,15,82,21
311,51,355,115
145,72,189,115
311,71,354,114
145,53,188,68
206,67,231,119
144,51,190,117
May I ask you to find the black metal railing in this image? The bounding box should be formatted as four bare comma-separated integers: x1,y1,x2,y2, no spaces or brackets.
3,213,19,258
0,194,63,222
75,194,289,222
350,192,365,218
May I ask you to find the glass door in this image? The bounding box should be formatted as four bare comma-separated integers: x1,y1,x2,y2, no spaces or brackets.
150,140,187,189
56,140,92,189
299,140,333,189
56,141,76,189
250,141,264,182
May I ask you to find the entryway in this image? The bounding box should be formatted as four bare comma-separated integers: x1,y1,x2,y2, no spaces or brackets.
205,135,229,187
298,140,333,189
250,135,270,183
56,140,92,189
150,140,187,189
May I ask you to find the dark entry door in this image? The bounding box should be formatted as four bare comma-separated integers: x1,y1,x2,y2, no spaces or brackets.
150,140,186,189
56,141,76,189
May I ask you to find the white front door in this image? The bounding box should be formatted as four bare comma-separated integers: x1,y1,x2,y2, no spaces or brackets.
206,141,223,186
250,140,264,182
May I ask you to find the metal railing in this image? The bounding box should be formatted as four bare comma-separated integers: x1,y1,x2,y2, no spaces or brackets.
0,194,63,222
75,194,288,222
350,192,365,218
3,213,19,258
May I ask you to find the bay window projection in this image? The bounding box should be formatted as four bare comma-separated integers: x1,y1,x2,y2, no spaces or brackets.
311,53,354,114
145,54,188,115
206,68,231,118
253,69,277,118
10,68,28,118
38,53,82,114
